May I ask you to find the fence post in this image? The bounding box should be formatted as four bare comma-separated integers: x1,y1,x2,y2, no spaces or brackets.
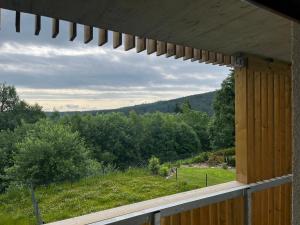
30,183,43,225
175,168,178,181
205,174,208,187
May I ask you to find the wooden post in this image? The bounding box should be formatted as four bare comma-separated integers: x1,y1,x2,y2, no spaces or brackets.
235,55,292,224
292,22,300,225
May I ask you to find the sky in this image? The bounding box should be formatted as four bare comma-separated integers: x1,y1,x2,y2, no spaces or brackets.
0,9,230,112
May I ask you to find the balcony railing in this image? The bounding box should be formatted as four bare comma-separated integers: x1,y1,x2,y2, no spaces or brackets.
47,174,292,225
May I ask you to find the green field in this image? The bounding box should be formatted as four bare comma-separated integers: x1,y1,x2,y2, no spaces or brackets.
0,168,235,225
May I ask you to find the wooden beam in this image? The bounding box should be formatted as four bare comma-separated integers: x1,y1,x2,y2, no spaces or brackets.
183,47,193,60
157,41,166,56
192,49,201,62
15,11,20,33
175,45,184,59
166,43,175,58
98,29,108,46
146,39,156,55
84,25,93,44
52,18,59,38
69,22,77,41
34,15,41,35
201,50,209,62
113,31,122,49
216,53,225,65
124,34,135,51
136,37,146,53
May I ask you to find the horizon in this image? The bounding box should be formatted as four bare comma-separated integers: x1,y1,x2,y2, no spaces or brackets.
0,9,230,112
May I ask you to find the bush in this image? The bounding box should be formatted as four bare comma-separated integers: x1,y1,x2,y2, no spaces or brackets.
159,166,169,177
148,156,160,175
6,119,91,186
226,156,236,167
190,152,209,164
207,154,224,166
222,163,228,170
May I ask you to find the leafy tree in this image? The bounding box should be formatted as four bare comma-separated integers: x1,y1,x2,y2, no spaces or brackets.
0,83,19,112
6,119,91,186
0,83,45,131
208,71,235,149
179,110,210,150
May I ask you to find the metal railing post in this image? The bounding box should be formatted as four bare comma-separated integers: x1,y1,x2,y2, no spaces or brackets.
151,212,161,225
244,188,252,225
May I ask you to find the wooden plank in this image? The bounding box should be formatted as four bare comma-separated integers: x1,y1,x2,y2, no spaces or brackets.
199,206,210,225
69,22,77,41
190,208,200,225
224,55,231,65
219,201,227,225
15,11,20,33
235,67,249,183
52,18,59,38
191,49,201,62
208,51,217,64
84,25,93,44
136,37,146,53
166,43,175,58
247,70,255,183
183,47,193,60
216,53,225,65
113,31,122,49
180,211,191,225
34,15,41,35
175,45,184,59
157,41,166,56
170,214,180,225
98,29,108,46
209,204,218,225
146,39,156,55
124,34,135,51
201,50,209,62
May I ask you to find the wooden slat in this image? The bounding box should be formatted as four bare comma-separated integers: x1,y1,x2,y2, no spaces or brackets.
201,50,209,62
183,47,193,60
216,53,225,65
191,49,201,62
190,208,200,225
146,39,156,55
124,34,135,51
208,51,217,64
15,11,20,33
224,55,231,65
34,15,41,35
84,25,93,44
199,206,210,225
52,18,59,38
69,22,77,41
98,29,108,46
157,41,166,56
136,37,146,53
175,45,184,59
113,32,122,49
166,43,175,58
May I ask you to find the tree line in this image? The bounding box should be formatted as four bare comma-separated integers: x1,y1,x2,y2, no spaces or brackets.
0,72,234,192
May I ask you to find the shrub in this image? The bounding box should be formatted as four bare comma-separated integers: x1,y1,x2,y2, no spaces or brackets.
148,156,160,175
6,119,91,186
159,166,169,177
226,156,236,167
207,154,224,166
222,163,228,170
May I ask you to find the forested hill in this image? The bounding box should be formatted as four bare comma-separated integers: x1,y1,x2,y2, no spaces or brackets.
62,91,216,116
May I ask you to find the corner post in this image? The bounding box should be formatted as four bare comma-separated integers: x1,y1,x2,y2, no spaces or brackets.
292,22,300,225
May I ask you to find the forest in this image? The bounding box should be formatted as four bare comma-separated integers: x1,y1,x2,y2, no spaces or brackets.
0,72,235,193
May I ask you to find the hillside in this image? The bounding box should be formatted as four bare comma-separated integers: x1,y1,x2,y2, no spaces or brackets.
60,91,216,116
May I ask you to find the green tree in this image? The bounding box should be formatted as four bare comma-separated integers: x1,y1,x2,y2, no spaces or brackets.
208,71,235,149
0,83,19,112
6,119,91,186
0,83,45,131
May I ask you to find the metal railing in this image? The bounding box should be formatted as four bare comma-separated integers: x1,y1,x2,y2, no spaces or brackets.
91,174,292,225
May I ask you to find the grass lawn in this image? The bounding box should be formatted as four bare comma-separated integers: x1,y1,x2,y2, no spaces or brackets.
0,168,235,225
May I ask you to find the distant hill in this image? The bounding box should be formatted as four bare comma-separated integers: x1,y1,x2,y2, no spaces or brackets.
59,91,216,116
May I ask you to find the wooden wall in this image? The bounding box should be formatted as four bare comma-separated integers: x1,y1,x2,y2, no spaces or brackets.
142,55,292,225
235,56,292,225
143,197,244,225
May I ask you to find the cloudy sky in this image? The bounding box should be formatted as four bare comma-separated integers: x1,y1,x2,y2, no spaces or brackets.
0,9,230,112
